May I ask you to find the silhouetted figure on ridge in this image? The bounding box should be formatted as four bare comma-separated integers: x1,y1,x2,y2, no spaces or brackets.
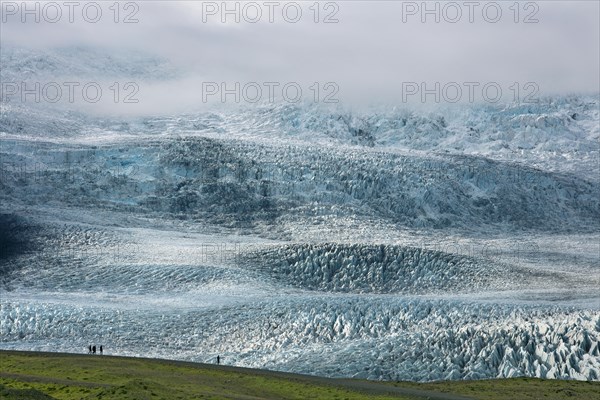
88,345,92,354
92,345,96,354
100,345,103,355
217,355,220,365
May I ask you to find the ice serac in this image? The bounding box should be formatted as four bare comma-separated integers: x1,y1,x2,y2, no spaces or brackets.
240,243,542,294
1,299,598,381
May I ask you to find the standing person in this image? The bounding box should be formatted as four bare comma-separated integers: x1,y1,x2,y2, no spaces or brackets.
217,355,220,365
100,345,103,355
88,345,92,354
92,345,96,354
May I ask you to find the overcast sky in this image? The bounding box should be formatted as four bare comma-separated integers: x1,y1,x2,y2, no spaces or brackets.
1,1,598,111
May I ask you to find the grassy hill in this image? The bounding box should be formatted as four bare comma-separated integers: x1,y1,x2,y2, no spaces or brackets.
1,351,598,400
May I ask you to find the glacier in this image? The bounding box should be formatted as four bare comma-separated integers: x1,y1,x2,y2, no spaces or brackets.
0,46,599,382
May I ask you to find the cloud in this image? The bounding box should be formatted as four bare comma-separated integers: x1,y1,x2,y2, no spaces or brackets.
1,1,598,113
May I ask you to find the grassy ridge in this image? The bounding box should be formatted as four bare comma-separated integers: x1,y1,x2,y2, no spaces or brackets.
1,351,599,400
0,351,412,400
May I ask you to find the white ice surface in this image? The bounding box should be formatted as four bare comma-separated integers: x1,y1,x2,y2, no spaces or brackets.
0,48,598,380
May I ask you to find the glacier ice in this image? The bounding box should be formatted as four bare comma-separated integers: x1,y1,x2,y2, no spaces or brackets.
0,56,598,383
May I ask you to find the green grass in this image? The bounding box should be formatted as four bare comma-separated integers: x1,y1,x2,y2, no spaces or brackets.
0,351,408,400
387,377,600,400
1,351,599,400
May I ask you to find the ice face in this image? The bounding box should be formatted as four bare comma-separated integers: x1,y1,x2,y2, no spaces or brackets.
0,133,597,232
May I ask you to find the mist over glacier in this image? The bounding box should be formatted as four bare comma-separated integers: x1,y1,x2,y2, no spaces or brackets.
1,44,599,382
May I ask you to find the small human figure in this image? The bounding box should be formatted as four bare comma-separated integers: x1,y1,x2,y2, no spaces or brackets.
217,355,220,365
88,345,92,354
100,345,103,355
92,345,96,354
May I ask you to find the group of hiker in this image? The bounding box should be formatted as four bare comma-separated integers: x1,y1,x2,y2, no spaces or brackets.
85,345,223,365
87,345,103,355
